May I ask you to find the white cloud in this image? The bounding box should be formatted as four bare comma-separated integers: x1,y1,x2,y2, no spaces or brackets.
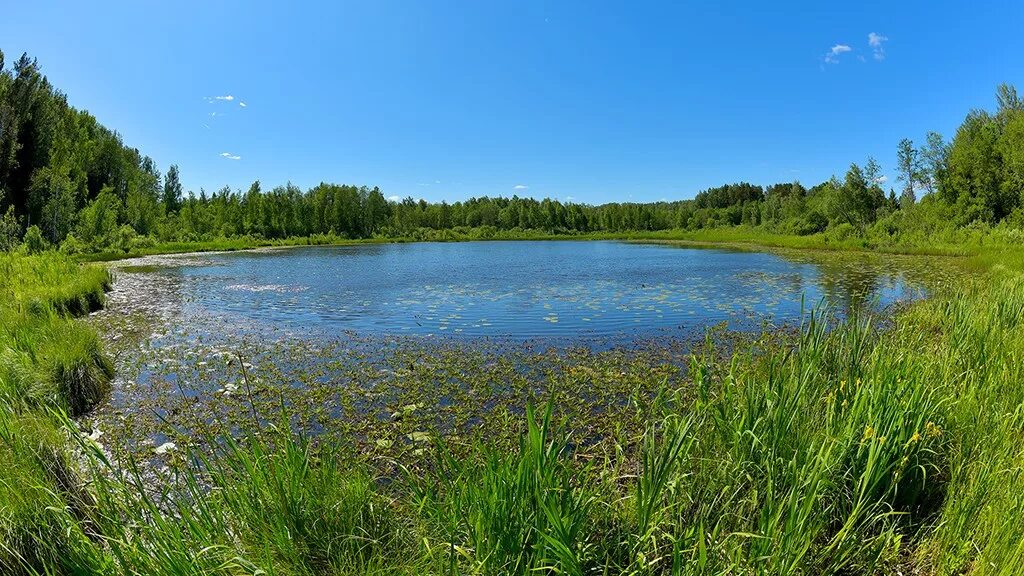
565,196,575,201
219,152,241,160
824,44,852,64
215,95,235,101
875,175,888,184
868,32,888,60
239,101,247,108
387,195,400,202
513,184,529,190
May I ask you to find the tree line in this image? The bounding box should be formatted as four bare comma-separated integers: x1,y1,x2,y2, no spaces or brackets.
2,48,1023,253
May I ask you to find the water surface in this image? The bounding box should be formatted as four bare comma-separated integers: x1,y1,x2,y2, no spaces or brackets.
112,241,942,343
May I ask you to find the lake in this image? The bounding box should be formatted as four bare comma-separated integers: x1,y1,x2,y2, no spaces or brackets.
109,240,943,344
89,240,958,452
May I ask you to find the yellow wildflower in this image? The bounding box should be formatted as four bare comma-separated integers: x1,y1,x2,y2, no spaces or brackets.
862,425,875,441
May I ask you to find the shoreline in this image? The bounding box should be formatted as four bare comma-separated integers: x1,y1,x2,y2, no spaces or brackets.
76,226,991,265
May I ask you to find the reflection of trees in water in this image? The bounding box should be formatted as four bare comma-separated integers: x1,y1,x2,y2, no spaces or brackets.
110,266,190,322
814,258,885,318
779,253,937,319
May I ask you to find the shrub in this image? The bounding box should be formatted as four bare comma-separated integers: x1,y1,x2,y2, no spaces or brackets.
127,234,157,252
59,234,88,256
112,224,138,252
22,225,47,254
827,222,858,242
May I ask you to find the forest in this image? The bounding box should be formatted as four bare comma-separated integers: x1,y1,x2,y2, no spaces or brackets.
3,49,1024,254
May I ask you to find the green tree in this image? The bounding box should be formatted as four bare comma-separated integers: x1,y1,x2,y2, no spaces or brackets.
163,164,183,213
0,205,18,251
944,110,1005,221
918,132,947,196
896,138,919,207
77,187,121,247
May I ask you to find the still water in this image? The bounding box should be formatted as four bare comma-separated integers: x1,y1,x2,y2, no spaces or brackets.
114,241,940,342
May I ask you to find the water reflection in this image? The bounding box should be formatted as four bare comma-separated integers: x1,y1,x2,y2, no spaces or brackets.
104,241,956,346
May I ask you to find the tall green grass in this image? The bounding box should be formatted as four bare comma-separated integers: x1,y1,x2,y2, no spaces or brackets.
2,248,1024,574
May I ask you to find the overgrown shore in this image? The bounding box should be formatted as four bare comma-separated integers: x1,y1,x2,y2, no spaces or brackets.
1,237,1022,575
76,224,982,264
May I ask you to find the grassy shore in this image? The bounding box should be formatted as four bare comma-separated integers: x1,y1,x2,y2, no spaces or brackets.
76,224,1005,264
2,238,1023,574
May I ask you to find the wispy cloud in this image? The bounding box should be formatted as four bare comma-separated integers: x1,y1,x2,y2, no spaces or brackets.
219,152,241,161
565,196,575,201
386,195,400,202
875,175,888,184
513,184,529,190
239,101,247,108
824,44,852,64
868,32,888,60
204,95,237,103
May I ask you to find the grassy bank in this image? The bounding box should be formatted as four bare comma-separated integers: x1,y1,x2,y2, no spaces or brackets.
0,253,115,572
75,224,1012,264
2,242,1023,574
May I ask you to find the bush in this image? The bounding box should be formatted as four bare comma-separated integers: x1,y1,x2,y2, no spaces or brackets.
788,210,828,236
127,234,157,252
59,234,88,256
826,222,858,242
22,225,47,254
112,224,137,252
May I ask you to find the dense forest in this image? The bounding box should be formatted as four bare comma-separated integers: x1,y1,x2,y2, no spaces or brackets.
2,49,1023,254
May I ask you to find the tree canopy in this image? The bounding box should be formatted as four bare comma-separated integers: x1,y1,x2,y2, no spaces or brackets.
2,48,1023,252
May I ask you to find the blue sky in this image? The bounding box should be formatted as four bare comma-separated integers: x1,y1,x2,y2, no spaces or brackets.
3,1,1023,204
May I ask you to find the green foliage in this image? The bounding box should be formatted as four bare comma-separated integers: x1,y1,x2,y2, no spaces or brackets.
21,225,45,254
2,45,1022,256
0,206,18,251
76,187,121,247
58,233,87,255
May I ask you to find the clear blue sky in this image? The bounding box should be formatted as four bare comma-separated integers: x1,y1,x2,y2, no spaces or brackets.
3,1,1023,204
